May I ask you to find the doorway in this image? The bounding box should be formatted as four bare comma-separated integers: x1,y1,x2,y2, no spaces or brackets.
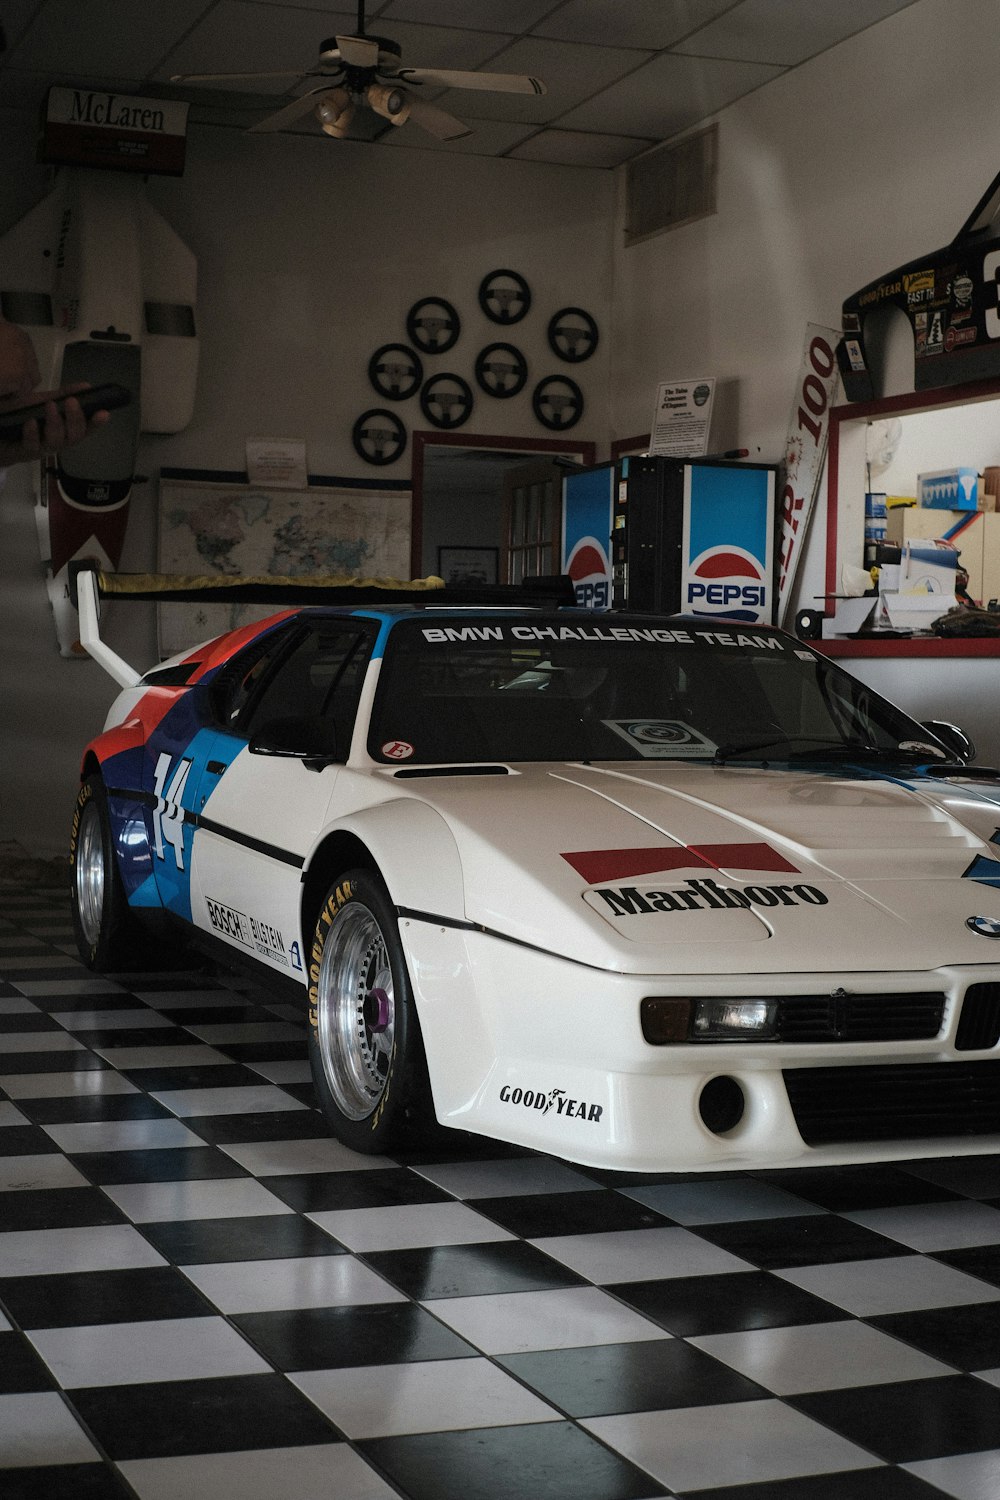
411,429,596,580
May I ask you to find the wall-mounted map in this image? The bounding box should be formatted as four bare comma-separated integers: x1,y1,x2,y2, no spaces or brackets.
158,478,411,657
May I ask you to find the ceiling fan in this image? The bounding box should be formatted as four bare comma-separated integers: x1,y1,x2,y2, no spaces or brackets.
171,1,546,142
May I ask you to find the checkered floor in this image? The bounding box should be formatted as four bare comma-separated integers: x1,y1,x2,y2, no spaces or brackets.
4,887,1000,1499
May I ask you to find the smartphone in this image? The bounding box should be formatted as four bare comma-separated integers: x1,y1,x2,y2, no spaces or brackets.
0,382,132,442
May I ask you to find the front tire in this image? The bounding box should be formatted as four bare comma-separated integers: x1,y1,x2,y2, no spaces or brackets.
308,869,434,1154
70,776,143,971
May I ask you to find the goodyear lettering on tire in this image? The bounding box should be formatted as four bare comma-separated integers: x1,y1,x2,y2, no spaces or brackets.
308,878,356,1036
69,781,92,863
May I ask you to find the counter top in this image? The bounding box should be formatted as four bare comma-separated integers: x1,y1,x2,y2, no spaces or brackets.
815,636,1000,657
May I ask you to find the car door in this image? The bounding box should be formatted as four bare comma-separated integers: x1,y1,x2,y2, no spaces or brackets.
185,617,377,980
143,619,299,923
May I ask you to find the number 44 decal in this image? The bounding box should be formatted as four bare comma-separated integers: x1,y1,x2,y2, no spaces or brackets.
153,752,193,869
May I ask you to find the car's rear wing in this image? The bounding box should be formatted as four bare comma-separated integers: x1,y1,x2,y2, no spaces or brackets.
70,562,576,689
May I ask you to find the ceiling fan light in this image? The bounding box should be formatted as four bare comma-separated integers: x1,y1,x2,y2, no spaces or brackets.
367,82,410,125
316,88,353,136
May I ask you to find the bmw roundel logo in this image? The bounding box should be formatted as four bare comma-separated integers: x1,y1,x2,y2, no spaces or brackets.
967,914,1000,938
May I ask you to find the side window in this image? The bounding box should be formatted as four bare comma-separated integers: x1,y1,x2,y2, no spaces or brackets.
210,623,298,726
240,624,374,759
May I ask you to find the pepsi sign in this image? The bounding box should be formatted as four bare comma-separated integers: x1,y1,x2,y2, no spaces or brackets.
561,466,614,612
686,545,769,621
681,464,774,625
567,537,610,609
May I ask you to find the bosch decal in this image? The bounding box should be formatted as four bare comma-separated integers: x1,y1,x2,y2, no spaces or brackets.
206,897,254,948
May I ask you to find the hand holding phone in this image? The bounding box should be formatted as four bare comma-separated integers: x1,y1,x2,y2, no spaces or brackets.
0,383,131,443
0,382,131,466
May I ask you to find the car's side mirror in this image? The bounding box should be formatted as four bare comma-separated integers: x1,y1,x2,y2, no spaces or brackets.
922,719,976,764
249,715,339,768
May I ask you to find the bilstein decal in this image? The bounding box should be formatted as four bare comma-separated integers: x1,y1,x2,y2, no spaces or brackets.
597,878,828,915
500,1084,603,1123
563,842,799,885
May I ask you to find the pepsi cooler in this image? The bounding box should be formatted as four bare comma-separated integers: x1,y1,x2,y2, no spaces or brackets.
610,456,777,623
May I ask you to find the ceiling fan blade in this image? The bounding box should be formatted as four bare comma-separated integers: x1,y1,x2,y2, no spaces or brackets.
398,68,546,96
405,97,473,141
171,69,308,83
248,87,332,133
335,33,380,69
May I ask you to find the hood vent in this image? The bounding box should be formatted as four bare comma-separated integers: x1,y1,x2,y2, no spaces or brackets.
393,764,511,779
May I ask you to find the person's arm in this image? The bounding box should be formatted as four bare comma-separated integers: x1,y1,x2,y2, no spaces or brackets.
0,320,110,466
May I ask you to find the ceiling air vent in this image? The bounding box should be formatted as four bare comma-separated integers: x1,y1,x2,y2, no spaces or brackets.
625,123,718,246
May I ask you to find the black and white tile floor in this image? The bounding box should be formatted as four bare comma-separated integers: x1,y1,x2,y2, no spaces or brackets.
3,884,1000,1498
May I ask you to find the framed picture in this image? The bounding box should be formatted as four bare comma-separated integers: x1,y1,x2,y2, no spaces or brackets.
437,545,499,587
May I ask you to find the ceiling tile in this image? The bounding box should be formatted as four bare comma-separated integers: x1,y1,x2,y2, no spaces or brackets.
380,0,555,31
437,35,650,125
186,100,276,130
0,69,140,113
0,0,45,52
532,0,738,49
157,3,359,93
559,48,785,137
674,0,921,67
6,0,210,78
380,114,537,156
507,127,652,168
364,18,517,71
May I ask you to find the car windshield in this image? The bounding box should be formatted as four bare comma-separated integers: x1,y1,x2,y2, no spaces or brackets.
368,614,941,766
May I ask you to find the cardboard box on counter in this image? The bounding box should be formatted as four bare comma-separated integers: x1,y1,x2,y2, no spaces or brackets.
879,592,958,631
918,468,978,509
887,506,984,600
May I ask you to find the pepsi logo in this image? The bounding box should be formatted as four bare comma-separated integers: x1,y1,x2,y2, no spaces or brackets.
686,546,768,621
567,536,610,609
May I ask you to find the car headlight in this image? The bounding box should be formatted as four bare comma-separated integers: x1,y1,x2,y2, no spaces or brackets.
641,996,779,1044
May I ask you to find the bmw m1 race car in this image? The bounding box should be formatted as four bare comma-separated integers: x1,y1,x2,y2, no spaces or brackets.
69,565,1000,1172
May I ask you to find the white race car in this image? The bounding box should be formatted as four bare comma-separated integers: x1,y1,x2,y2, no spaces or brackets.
69,567,1000,1172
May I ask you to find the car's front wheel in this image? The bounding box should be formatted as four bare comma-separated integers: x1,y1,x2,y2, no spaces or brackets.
70,775,144,971
308,868,434,1154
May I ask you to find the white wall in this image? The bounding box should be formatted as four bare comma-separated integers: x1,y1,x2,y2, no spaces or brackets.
0,115,613,854
608,0,1000,757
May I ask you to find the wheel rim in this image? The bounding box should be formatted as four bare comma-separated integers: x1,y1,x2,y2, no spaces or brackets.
75,800,105,947
316,900,395,1121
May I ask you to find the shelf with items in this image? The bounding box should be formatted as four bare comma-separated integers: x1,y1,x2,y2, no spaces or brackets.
824,374,1000,647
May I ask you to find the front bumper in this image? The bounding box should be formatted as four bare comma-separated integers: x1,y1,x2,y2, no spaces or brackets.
401,916,1000,1171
